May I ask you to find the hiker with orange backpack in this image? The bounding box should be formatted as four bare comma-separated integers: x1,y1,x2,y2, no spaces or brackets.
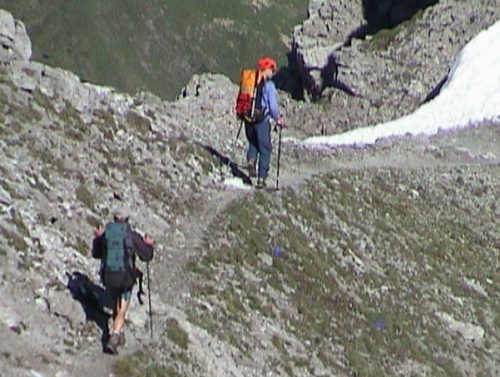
236,57,285,189
92,206,154,354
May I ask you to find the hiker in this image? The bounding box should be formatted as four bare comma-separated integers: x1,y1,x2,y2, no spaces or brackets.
92,206,154,354
245,56,285,189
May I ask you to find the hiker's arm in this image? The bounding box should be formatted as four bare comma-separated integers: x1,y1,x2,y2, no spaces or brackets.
131,231,154,262
91,233,105,259
266,82,280,122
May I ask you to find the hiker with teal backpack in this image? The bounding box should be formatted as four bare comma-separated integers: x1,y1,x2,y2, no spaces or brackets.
237,57,285,189
92,206,154,354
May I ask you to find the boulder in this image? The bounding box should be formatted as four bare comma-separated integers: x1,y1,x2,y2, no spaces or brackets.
291,0,364,98
0,9,31,63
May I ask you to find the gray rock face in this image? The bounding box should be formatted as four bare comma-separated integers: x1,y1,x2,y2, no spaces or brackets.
291,0,365,98
0,9,31,63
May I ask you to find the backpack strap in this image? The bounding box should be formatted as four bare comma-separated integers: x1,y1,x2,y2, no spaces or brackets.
136,267,144,305
249,71,261,120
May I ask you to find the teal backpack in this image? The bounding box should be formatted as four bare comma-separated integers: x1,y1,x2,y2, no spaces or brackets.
103,222,136,293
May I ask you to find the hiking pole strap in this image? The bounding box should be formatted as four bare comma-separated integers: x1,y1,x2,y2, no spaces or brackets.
236,120,243,140
136,268,144,305
147,262,153,338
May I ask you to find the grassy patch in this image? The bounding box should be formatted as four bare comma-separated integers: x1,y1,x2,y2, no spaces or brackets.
76,183,95,210
271,334,288,356
165,318,190,350
0,225,28,253
126,111,151,134
188,166,500,374
113,350,182,377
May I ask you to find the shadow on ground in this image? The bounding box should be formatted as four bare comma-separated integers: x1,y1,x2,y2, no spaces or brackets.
203,144,252,185
66,271,113,351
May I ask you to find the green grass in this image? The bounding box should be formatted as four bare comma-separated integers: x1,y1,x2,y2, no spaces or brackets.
76,183,96,210
113,350,182,377
0,225,28,253
187,166,500,375
0,0,309,99
165,318,190,350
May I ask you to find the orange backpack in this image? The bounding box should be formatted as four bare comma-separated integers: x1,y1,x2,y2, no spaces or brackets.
235,69,265,124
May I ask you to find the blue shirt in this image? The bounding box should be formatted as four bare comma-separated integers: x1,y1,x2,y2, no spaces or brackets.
260,79,280,122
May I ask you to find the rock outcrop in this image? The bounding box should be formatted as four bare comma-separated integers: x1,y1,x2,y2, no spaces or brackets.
290,0,499,132
291,0,364,101
0,9,31,63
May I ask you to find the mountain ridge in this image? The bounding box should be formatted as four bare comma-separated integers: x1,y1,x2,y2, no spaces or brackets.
0,0,308,100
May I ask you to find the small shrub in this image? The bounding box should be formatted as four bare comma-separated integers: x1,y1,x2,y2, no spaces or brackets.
126,111,151,134
76,183,95,210
113,350,181,377
0,225,28,252
165,318,189,350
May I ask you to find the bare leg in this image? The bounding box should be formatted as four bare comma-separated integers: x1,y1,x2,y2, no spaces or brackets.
112,298,130,333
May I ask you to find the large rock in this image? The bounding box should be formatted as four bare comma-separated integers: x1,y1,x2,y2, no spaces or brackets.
0,9,31,63
291,0,365,99
362,0,439,31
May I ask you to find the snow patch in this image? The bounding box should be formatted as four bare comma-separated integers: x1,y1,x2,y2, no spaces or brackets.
223,177,252,190
302,19,500,148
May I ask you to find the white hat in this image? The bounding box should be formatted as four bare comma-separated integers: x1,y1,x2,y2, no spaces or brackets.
113,205,130,220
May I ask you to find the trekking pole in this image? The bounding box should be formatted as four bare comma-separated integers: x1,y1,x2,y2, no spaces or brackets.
146,261,153,338
275,126,282,191
236,120,243,141
232,120,244,168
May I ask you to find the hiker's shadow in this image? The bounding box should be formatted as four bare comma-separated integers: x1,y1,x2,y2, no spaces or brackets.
308,53,358,101
203,145,252,185
66,271,113,350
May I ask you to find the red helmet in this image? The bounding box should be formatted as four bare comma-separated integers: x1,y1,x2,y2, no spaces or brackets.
257,57,277,72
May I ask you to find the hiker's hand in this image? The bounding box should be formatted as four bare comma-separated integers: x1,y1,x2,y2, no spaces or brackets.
94,226,104,237
276,117,286,129
143,234,155,246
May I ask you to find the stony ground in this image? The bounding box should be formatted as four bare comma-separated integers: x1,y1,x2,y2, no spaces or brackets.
1,81,498,376
1,4,500,377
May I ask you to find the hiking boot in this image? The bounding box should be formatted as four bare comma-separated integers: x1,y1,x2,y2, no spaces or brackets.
105,333,121,354
256,178,266,189
118,331,126,346
247,160,256,177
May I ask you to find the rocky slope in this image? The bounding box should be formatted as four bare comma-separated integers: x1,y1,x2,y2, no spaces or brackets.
0,5,499,377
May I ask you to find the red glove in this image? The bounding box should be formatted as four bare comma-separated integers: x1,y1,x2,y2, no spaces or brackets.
143,234,155,246
276,117,287,128
94,226,104,237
